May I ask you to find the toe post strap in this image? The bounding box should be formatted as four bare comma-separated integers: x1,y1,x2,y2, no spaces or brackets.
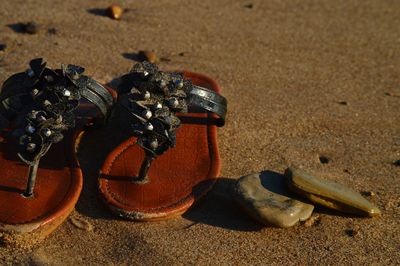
0,58,114,196
115,61,227,182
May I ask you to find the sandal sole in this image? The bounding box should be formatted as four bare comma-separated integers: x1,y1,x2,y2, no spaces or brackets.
98,72,223,221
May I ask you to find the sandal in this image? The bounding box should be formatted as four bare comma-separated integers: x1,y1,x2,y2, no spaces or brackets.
99,62,227,221
0,58,115,246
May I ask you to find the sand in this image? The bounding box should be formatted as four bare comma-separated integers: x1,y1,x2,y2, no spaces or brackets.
0,0,399,264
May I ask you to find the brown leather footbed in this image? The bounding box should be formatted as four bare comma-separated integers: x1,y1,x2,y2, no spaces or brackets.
0,130,83,246
99,71,223,221
0,86,116,246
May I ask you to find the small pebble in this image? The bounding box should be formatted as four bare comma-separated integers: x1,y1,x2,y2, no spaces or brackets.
338,101,348,105
244,4,254,8
304,214,321,227
178,52,185,56
24,22,39,34
69,216,93,231
107,5,123,20
138,50,158,63
393,159,400,166
0,43,6,51
345,228,360,237
47,27,57,35
361,191,376,197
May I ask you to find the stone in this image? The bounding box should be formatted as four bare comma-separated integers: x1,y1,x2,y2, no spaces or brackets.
138,50,159,63
303,214,321,227
108,5,123,20
69,216,93,231
24,22,39,34
285,167,381,217
361,191,376,197
233,172,314,228
0,43,6,51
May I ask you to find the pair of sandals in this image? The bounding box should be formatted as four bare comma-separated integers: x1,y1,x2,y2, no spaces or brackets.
0,59,227,246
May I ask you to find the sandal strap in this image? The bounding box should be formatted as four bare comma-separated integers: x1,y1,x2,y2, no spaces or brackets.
77,76,114,119
0,58,114,165
188,85,227,126
0,59,114,129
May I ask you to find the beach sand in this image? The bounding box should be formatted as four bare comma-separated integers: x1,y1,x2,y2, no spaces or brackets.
0,0,399,264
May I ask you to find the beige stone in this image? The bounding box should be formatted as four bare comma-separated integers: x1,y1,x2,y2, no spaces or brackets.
233,172,314,228
285,167,381,217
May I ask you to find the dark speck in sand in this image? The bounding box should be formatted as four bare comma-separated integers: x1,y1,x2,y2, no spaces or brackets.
47,28,57,35
319,155,330,164
345,228,360,237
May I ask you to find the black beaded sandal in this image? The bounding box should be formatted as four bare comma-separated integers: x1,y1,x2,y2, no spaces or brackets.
99,62,227,221
0,58,115,247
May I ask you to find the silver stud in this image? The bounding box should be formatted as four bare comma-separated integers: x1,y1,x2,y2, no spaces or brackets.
28,110,38,119
26,69,35,77
30,89,39,97
143,91,151,100
149,139,158,149
63,89,71,97
155,102,162,109
26,143,36,152
168,98,179,108
142,110,152,119
25,125,36,134
145,123,154,131
143,70,149,77
176,80,184,88
43,128,52,137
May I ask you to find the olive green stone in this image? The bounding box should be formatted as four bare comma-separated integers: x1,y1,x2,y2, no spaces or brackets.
284,167,381,217
234,172,314,228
